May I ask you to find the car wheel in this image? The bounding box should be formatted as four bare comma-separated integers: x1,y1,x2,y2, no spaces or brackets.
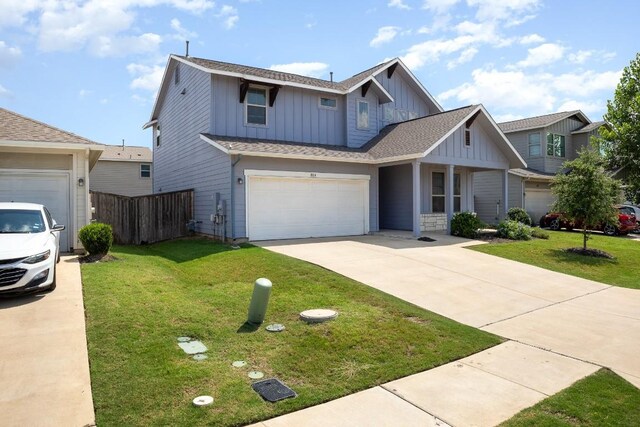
550,218,561,231
603,223,617,236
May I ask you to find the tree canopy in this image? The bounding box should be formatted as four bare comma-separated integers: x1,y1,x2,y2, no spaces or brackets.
599,52,640,203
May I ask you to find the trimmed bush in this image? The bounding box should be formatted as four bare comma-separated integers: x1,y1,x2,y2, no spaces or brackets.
531,227,550,239
497,219,532,240
451,211,484,239
78,222,113,255
507,207,532,226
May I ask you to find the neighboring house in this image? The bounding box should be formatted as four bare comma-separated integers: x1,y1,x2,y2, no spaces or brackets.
90,145,153,196
0,107,104,252
474,111,606,224
145,55,525,241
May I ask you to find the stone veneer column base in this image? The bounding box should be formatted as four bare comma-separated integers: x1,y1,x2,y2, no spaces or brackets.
420,213,447,232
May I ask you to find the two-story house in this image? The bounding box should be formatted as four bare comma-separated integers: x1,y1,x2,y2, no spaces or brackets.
90,145,153,197
145,54,525,241
474,111,606,224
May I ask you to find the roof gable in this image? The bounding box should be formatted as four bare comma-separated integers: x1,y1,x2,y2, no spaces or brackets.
499,110,591,133
99,145,152,162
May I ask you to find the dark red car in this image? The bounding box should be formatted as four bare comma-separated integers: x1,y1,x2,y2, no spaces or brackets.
539,207,636,236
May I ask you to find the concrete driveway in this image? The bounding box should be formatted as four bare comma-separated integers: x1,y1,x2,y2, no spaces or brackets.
259,234,640,388
0,256,94,427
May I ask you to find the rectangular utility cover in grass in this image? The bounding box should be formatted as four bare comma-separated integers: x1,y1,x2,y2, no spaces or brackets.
178,341,207,355
252,378,296,402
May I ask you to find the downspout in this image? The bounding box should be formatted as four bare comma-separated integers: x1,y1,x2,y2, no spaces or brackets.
230,154,243,243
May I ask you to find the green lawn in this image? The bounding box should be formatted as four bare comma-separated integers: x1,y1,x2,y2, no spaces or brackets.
82,238,501,427
501,369,640,426
470,231,640,289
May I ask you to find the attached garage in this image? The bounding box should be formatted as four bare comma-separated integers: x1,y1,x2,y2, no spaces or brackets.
525,188,555,224
246,170,369,241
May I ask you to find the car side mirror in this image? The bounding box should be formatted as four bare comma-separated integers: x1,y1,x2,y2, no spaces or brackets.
52,224,65,231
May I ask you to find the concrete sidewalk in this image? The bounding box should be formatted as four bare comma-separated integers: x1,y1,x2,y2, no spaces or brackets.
0,256,95,427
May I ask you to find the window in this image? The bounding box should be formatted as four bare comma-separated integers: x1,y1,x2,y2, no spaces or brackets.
140,164,151,178
246,87,267,125
464,129,471,147
319,97,337,109
384,105,395,122
155,124,160,147
454,174,461,212
396,109,408,122
408,111,419,120
546,133,565,157
528,133,541,156
174,64,179,85
432,172,445,213
357,100,369,129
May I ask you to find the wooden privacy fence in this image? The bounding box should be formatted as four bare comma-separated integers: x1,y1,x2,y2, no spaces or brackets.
91,190,194,245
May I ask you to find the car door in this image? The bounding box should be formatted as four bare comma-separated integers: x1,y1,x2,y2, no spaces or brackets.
43,207,60,250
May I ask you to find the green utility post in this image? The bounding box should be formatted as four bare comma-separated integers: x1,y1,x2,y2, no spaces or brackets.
247,278,272,324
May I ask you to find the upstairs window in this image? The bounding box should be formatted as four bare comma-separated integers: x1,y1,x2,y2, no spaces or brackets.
357,100,369,130
464,129,471,147
528,133,541,156
140,164,151,178
246,87,267,126
546,133,565,157
319,97,337,109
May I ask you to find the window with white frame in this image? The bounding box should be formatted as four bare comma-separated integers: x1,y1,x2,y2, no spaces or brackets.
383,105,419,124
246,87,267,125
432,172,445,213
140,164,151,178
357,100,369,129
319,97,337,109
546,133,565,157
454,173,461,212
528,133,541,156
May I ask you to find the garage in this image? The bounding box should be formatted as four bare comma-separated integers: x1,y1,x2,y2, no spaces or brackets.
0,171,71,251
525,188,556,224
246,171,369,241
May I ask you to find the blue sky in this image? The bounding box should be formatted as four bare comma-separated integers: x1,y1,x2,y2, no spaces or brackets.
0,0,638,148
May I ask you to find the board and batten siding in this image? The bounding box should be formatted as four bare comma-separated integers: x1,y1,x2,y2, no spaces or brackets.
90,161,152,197
345,90,380,148
375,70,430,126
233,156,378,239
473,171,523,224
211,75,346,146
154,63,232,237
504,130,544,171
543,117,585,172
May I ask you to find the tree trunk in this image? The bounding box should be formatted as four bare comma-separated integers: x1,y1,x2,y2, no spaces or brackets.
583,226,588,250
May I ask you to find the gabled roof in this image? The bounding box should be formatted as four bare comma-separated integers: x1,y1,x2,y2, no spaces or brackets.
99,145,152,162
499,111,591,133
571,121,606,134
201,104,526,168
509,168,555,181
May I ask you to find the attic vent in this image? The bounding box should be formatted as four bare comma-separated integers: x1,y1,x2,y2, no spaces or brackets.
465,129,471,147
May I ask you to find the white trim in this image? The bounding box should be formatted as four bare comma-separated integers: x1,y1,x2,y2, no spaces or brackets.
0,140,104,152
356,99,369,130
199,134,230,154
244,85,269,127
71,153,78,251
318,96,338,110
388,60,443,113
142,119,158,130
85,149,91,229
244,169,370,181
367,78,394,104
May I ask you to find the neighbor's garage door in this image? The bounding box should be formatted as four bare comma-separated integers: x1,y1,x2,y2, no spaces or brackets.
247,173,369,241
525,189,556,225
0,171,70,251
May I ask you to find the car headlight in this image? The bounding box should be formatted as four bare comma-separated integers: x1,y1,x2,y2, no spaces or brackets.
23,250,51,264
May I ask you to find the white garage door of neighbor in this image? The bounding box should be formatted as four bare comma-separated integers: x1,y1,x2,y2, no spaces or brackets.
247,175,369,241
0,171,71,251
526,189,556,224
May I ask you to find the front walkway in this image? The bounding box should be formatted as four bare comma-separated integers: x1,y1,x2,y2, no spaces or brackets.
0,256,94,427
252,234,640,426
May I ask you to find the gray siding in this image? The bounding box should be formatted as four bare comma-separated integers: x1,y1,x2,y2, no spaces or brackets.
543,118,585,172
90,161,152,197
379,164,412,230
154,64,232,237
505,130,544,171
346,90,380,148
211,75,346,145
473,171,522,224
375,70,430,127
232,157,378,239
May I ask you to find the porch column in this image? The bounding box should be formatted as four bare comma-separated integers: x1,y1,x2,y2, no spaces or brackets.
447,164,454,234
502,169,509,218
412,160,421,237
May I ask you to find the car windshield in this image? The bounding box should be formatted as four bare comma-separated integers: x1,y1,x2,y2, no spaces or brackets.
0,209,46,233
619,207,634,216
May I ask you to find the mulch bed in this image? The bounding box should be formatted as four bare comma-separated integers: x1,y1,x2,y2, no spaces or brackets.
79,254,118,263
564,247,614,259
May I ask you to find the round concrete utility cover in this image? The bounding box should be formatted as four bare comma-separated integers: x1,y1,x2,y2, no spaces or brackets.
300,309,338,323
232,360,247,368
192,395,214,406
265,323,285,332
248,371,264,379
177,336,192,342
193,354,208,361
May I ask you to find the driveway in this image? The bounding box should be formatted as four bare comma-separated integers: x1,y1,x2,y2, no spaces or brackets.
0,256,94,427
259,234,640,388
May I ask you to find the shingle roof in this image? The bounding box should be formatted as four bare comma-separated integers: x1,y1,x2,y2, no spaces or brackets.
571,121,606,134
203,105,479,163
0,107,102,146
178,56,395,92
499,111,588,133
99,145,152,162
509,168,555,181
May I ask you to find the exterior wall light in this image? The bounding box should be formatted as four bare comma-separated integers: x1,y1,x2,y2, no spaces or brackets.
237,177,244,185
78,178,85,187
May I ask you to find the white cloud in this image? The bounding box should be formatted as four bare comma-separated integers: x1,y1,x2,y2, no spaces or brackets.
269,62,329,78
401,35,476,69
91,33,162,57
170,18,197,41
422,0,460,13
217,5,239,29
467,0,540,22
0,0,41,29
447,47,478,69
0,84,11,98
550,70,621,95
127,63,165,92
370,26,401,48
0,41,22,68
556,99,603,115
388,0,411,10
515,43,565,68
519,33,545,45
417,14,451,34
78,89,92,98
568,50,593,65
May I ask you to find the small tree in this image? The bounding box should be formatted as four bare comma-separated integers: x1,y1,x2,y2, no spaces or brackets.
551,148,621,250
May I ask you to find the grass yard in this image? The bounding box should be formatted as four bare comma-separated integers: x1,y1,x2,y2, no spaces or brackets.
501,369,640,426
82,238,501,426
470,231,640,289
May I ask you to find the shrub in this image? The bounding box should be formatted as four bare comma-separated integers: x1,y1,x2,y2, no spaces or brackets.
450,211,484,238
78,222,113,255
531,227,550,239
497,219,532,240
507,207,532,225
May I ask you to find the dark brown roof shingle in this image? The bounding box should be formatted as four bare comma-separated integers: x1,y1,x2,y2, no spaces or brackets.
571,121,606,134
99,145,152,162
499,111,587,133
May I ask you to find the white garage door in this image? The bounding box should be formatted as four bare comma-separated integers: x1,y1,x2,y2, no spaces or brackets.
247,172,369,241
525,189,556,225
0,171,71,251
